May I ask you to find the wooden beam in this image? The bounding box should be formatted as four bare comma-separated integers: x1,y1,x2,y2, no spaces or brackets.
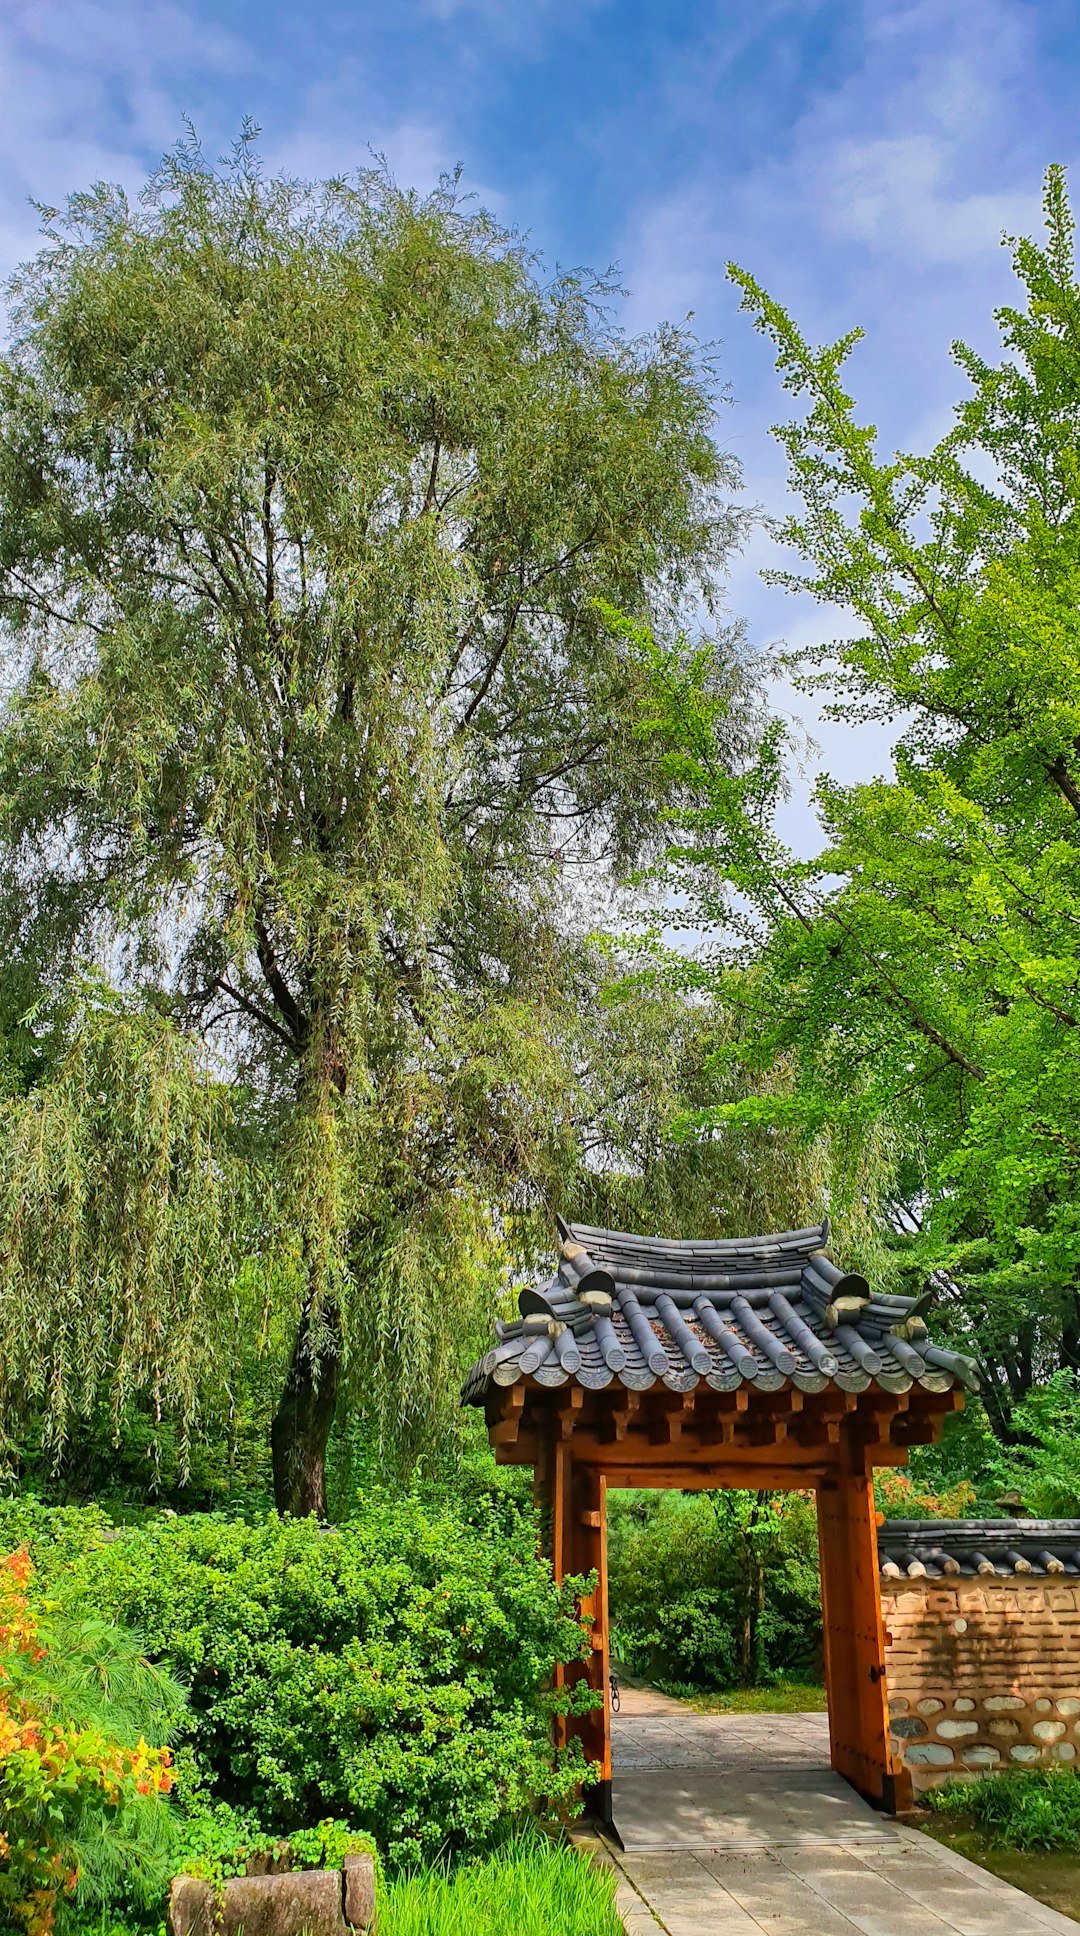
490,1386,527,1446
598,1391,640,1444
557,1387,584,1440
748,1416,787,1448
569,1433,828,1473
796,1416,841,1450
647,1411,684,1446
603,1462,827,1491
494,1431,539,1465
863,1443,918,1467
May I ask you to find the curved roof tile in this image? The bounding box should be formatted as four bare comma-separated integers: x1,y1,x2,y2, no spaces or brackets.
462,1219,980,1407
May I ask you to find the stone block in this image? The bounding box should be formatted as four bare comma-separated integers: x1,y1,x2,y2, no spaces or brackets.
917,1698,944,1715
1033,1720,1066,1742
168,1877,215,1936
1053,1742,1077,1761
1058,1696,1080,1715
905,1743,954,1766
167,1868,368,1936
953,1697,975,1712
984,1695,1025,1712
987,1720,1019,1740
961,1746,1000,1767
1010,1744,1040,1762
344,1855,376,1931
936,1720,978,1740
890,1716,928,1739
231,1872,345,1936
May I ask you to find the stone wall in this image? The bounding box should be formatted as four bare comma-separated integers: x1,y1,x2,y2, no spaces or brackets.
882,1574,1080,1788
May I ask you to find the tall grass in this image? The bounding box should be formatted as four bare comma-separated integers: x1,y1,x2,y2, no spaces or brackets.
929,1767,1080,1850
378,1833,623,1936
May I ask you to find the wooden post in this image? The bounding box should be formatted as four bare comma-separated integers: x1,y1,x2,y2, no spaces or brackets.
535,1422,574,1750
817,1443,912,1813
535,1430,612,1823
568,1465,612,1828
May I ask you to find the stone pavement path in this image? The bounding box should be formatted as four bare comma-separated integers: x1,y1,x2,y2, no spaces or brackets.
593,1695,1078,1935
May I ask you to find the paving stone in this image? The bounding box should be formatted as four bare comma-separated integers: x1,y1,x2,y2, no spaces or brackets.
697,1850,864,1934
604,1706,1075,1936
776,1846,966,1936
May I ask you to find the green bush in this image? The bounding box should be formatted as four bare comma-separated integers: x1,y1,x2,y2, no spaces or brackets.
607,1489,822,1691
929,1766,1080,1850
1,1494,597,1868
378,1831,621,1936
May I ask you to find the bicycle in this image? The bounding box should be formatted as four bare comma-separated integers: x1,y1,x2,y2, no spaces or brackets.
609,1668,621,1713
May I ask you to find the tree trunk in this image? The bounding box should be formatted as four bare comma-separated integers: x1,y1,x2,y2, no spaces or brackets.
736,1492,768,1685
271,1300,341,1517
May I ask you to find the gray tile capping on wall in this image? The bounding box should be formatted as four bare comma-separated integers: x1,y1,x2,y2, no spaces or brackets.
878,1519,1080,1788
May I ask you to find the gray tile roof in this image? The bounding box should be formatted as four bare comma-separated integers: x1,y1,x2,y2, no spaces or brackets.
461,1218,980,1406
879,1518,1080,1578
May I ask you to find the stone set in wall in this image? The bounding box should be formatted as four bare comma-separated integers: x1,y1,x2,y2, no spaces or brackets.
887,1684,1080,1779
881,1548,1080,1789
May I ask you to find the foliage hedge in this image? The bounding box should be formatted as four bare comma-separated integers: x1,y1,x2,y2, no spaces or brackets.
0,1492,596,1870
605,1464,990,1696
607,1489,823,1691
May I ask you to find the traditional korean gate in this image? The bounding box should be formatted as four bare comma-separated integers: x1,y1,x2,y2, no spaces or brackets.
463,1219,977,1831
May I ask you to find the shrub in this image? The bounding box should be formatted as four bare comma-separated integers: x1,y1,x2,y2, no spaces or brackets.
873,1469,976,1520
4,1495,597,1869
929,1765,1080,1850
1003,1372,1080,1517
607,1489,822,1691
0,1550,180,1935
168,1799,375,1885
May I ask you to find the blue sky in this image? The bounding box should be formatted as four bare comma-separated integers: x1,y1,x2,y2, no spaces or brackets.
2,0,1077,845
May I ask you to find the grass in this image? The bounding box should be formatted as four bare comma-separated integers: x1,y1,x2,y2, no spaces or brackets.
69,1833,622,1936
927,1766,1080,1851
681,1680,827,1715
377,1832,623,1936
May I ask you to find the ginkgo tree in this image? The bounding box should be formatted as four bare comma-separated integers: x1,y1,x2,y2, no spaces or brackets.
617,166,1080,1434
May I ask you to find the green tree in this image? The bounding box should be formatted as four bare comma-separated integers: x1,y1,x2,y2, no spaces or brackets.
611,166,1080,1432
0,131,749,1511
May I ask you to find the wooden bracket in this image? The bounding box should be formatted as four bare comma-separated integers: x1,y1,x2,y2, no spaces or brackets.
558,1388,584,1440
490,1385,526,1446
599,1392,640,1444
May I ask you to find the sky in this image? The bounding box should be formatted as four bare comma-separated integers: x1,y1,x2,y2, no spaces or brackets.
2,0,1077,849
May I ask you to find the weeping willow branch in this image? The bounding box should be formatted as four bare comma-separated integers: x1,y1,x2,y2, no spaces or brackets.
0,1002,282,1473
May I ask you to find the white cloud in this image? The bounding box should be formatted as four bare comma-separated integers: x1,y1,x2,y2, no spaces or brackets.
607,0,1074,855
0,2,251,278
270,109,454,197
820,132,1036,264
0,2,481,291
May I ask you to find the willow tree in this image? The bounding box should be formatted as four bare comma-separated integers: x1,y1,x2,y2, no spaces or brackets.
0,133,748,1512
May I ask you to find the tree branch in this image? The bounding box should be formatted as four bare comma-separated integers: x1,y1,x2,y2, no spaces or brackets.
253,911,309,1051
